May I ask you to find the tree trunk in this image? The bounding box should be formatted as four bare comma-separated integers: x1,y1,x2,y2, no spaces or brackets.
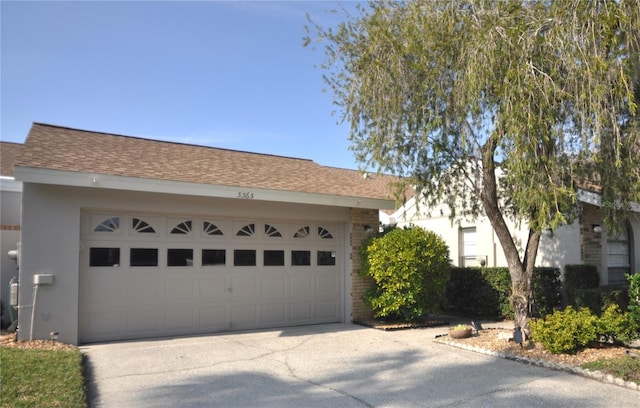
480,136,542,338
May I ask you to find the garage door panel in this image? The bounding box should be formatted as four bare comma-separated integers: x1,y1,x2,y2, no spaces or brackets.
85,274,125,304
290,302,312,321
316,301,339,319
261,275,286,298
262,303,286,324
231,304,257,327
165,307,195,332
126,278,161,305
290,275,312,297
198,277,228,300
198,305,228,330
316,272,339,297
165,278,194,301
231,275,258,297
84,310,123,338
127,309,162,333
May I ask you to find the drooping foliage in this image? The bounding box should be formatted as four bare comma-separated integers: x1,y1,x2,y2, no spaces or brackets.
306,0,640,332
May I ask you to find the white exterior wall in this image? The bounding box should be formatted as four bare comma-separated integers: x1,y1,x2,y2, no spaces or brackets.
390,197,582,272
18,183,352,345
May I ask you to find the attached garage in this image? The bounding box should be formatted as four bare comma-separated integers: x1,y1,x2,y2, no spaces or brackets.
79,212,344,343
14,123,394,344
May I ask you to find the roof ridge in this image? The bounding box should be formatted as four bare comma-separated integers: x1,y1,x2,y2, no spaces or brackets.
31,122,316,164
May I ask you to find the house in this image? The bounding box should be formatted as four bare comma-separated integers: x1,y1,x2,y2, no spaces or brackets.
12,123,396,345
386,189,639,285
0,142,23,328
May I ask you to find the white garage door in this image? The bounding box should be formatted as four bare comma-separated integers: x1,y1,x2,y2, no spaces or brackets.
79,212,343,343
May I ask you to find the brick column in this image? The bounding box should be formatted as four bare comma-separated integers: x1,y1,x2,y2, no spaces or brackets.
349,208,379,321
580,203,604,280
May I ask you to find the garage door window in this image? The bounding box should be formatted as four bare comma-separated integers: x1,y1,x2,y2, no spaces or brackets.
234,249,256,266
130,248,158,266
90,248,120,267
292,250,311,266
318,227,333,239
171,221,192,235
203,221,224,236
294,226,310,238
94,217,120,232
236,223,255,237
167,249,193,266
202,249,226,266
317,251,336,266
132,218,156,233
264,250,285,266
265,224,282,237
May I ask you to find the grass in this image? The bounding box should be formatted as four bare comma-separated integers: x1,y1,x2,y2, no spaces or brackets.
0,347,87,408
581,356,640,383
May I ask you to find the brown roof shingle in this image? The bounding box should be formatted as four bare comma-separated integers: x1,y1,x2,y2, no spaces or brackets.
0,141,23,177
15,123,397,201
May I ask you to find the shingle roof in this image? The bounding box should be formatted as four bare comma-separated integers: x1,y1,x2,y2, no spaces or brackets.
15,123,397,201
0,141,23,177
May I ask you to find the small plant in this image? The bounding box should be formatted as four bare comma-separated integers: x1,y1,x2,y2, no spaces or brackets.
598,304,637,345
627,273,640,332
530,306,599,354
582,357,640,383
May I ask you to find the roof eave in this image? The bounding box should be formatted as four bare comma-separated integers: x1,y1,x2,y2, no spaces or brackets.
14,166,395,210
577,188,640,213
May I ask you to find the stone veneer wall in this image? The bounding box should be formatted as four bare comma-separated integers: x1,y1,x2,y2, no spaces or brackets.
580,203,604,278
349,207,378,321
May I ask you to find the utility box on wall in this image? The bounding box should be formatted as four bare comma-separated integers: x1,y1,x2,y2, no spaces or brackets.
33,274,54,286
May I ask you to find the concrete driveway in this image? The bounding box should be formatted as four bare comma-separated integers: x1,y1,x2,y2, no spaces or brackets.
82,323,639,408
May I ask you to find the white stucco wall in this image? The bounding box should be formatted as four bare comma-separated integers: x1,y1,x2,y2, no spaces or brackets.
18,183,353,345
388,197,582,273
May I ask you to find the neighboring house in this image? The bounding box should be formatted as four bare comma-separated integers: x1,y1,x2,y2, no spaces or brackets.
13,123,396,345
0,142,23,328
386,190,639,285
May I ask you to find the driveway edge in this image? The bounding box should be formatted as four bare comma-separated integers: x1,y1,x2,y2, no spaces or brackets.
434,338,639,392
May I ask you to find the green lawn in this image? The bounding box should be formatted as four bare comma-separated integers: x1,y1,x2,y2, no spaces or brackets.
0,347,87,408
582,356,640,383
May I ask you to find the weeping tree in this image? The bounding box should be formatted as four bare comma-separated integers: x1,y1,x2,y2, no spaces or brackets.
306,0,640,336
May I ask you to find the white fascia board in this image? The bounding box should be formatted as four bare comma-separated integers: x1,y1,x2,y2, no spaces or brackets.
577,188,640,213
0,177,23,192
14,166,395,210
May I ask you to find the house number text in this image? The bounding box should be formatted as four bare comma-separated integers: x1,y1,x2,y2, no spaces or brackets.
237,191,254,199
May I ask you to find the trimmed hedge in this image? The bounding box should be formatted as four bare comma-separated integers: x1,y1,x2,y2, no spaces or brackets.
564,264,599,306
446,267,562,319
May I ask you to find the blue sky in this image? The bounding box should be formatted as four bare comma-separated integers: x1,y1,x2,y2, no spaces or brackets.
1,0,363,170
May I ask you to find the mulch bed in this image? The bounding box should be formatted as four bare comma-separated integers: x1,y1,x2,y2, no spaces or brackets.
354,318,449,331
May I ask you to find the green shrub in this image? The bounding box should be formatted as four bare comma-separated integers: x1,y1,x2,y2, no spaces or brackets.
564,264,600,305
628,273,640,316
446,267,561,319
531,306,600,354
532,267,563,317
574,288,603,314
482,268,513,318
446,267,501,317
598,304,638,345
627,273,640,332
360,227,451,321
574,286,630,315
